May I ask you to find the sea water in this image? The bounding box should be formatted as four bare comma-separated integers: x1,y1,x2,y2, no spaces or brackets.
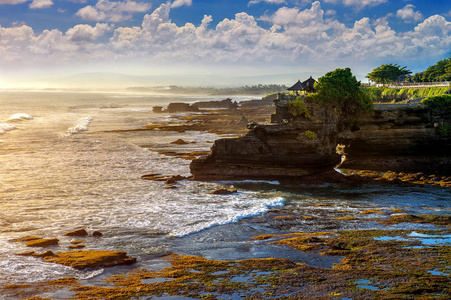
0,91,449,290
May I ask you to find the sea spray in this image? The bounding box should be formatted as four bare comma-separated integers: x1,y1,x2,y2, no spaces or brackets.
170,196,286,237
0,123,16,135
64,116,93,136
8,113,33,121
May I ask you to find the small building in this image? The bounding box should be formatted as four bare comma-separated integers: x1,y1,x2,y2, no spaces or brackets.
287,76,317,94
302,76,317,93
287,80,306,94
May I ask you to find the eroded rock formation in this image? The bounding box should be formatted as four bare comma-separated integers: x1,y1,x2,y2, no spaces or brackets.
337,104,451,173
190,95,450,181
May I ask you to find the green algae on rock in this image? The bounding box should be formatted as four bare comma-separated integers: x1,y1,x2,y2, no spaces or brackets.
43,250,136,270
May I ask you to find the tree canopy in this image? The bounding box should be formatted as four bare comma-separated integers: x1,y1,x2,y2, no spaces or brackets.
412,57,451,82
366,64,412,84
307,68,373,115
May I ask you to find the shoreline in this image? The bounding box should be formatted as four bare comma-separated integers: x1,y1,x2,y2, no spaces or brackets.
2,101,451,299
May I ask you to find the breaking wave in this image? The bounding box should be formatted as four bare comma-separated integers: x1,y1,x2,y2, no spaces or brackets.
8,113,33,121
171,196,286,237
64,117,93,136
0,123,16,135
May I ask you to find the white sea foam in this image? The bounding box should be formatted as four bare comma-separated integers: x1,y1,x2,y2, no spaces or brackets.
64,117,93,136
171,197,286,237
8,113,33,121
0,123,16,135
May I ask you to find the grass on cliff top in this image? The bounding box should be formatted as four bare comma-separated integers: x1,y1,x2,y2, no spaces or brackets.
363,86,450,102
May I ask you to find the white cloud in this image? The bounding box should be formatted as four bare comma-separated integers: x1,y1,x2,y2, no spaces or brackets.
76,6,107,21
0,0,27,4
248,0,287,6
396,4,424,23
66,23,113,43
325,9,336,16
76,0,151,22
1,2,451,75
413,15,451,37
342,0,387,10
171,0,192,8
29,0,52,9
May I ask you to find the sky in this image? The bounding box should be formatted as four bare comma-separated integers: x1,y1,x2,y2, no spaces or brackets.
0,0,451,88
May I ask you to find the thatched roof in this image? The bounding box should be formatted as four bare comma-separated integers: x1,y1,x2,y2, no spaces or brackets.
287,80,306,91
302,76,317,92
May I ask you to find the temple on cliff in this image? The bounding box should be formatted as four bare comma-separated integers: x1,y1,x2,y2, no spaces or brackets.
287,76,317,94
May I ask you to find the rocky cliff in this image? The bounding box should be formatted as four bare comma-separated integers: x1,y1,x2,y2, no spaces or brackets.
337,104,451,173
190,95,451,181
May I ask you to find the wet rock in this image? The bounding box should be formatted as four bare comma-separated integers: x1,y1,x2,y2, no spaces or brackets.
12,236,41,243
44,250,136,270
210,188,238,195
167,103,199,113
165,175,186,184
153,106,163,113
17,250,55,257
170,139,190,145
34,251,56,257
92,231,103,237
141,173,161,180
68,245,86,249
17,251,36,256
26,238,59,247
64,229,88,237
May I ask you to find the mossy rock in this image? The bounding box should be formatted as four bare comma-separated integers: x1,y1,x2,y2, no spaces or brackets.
64,228,88,237
44,250,136,270
26,238,59,248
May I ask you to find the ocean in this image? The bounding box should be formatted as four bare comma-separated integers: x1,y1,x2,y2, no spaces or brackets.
0,91,450,298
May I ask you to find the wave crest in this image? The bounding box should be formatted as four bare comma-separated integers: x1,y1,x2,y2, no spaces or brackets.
64,117,93,136
0,123,16,135
8,113,33,121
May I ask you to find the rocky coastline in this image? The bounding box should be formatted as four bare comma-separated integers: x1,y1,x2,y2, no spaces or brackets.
190,94,451,185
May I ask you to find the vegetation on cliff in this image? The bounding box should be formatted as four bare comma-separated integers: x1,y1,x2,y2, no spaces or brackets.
366,63,411,84
288,96,310,118
362,86,449,102
413,56,451,82
421,95,451,137
421,94,451,114
306,68,373,115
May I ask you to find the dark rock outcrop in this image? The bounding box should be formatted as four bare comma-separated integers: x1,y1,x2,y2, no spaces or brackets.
191,99,343,181
337,104,451,173
167,103,199,113
190,96,450,181
64,229,88,237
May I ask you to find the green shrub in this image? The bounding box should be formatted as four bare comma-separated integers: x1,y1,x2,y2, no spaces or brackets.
305,130,317,141
436,125,451,137
421,95,451,114
288,96,310,118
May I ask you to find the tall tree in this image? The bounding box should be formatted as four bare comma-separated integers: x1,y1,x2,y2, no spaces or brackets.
412,57,451,82
366,64,412,84
307,68,373,116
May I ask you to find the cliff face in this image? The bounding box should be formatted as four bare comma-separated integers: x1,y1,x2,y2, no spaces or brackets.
338,105,451,173
190,97,451,181
190,99,343,181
